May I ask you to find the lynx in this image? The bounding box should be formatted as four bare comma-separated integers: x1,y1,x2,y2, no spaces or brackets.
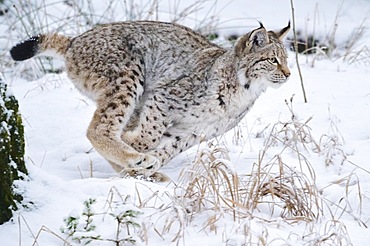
10,21,290,181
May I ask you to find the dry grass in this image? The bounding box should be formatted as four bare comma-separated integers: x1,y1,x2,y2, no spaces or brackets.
177,145,321,224
153,96,366,245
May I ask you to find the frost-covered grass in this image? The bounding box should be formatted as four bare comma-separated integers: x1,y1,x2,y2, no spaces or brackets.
1,0,370,245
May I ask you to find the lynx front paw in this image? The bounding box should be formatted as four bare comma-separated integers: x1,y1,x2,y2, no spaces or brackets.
106,153,162,179
134,153,161,171
123,170,170,182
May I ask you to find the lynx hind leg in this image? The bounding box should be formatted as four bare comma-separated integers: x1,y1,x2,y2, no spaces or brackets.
87,106,161,174
86,76,160,175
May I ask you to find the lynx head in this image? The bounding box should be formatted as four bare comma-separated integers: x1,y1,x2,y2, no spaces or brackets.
235,22,291,89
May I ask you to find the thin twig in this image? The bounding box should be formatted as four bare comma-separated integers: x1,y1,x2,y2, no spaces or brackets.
290,0,308,103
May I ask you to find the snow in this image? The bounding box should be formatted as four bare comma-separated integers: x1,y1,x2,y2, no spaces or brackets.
1,0,370,245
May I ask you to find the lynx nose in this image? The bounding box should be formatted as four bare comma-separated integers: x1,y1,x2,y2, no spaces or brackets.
282,66,291,78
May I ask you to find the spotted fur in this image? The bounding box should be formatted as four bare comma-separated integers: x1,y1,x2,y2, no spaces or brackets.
10,21,290,180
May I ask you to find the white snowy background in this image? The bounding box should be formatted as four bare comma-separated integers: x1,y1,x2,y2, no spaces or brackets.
1,0,370,245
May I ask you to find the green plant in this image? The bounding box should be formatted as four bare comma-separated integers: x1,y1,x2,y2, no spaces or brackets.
61,196,142,245
0,73,27,225
61,198,100,244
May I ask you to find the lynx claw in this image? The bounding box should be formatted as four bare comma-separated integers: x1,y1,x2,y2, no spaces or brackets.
148,172,170,182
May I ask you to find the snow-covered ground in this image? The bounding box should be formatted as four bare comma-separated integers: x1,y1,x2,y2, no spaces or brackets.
1,0,370,245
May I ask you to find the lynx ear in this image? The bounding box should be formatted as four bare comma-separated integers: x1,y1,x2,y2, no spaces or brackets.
235,22,269,56
247,22,269,50
275,21,291,40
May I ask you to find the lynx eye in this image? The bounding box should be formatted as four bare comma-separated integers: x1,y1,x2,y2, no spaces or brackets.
268,57,279,65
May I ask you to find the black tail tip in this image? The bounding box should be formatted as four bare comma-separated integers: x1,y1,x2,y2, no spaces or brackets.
10,35,41,61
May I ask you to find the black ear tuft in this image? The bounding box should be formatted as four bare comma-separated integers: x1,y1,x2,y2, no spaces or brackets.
276,21,291,40
10,36,41,61
258,21,264,29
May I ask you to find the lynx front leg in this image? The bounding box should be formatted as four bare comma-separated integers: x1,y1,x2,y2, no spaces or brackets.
148,132,202,166
122,94,168,152
127,125,203,171
122,95,203,172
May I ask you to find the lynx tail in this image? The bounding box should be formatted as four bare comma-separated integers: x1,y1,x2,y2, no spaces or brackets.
10,34,71,61
10,36,42,61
